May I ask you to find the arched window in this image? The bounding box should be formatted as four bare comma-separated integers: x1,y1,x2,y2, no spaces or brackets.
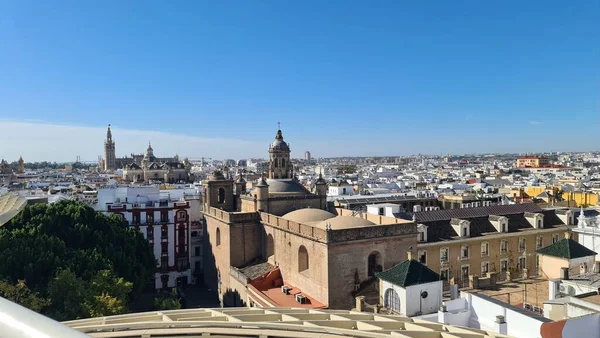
217,188,225,204
368,251,383,277
216,228,221,247
177,210,186,220
266,234,275,260
298,245,309,272
274,158,279,167
384,288,401,313
281,158,286,167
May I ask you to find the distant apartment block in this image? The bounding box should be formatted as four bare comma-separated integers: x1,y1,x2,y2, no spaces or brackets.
516,156,550,168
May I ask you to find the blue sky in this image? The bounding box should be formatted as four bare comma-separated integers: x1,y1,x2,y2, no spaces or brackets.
0,1,598,161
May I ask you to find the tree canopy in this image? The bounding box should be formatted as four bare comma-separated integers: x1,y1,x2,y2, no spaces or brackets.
0,200,155,320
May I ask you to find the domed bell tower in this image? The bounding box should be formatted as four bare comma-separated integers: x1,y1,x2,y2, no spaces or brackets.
268,127,291,179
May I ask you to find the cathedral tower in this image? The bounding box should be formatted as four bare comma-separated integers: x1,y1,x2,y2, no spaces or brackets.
104,124,116,171
268,128,291,179
17,156,24,174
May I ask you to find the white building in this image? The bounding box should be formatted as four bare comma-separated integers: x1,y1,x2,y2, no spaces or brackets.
376,258,443,317
94,186,193,290
366,203,400,217
328,179,353,196
572,207,600,261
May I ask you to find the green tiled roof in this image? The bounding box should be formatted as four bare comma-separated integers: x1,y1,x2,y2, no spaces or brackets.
375,260,440,287
536,238,597,259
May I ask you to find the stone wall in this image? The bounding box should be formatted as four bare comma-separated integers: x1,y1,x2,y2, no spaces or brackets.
265,224,330,306
327,234,416,309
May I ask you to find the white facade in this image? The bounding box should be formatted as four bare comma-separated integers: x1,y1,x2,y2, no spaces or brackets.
94,186,193,290
573,208,600,261
381,279,443,317
366,203,400,217
420,292,547,338
328,182,353,196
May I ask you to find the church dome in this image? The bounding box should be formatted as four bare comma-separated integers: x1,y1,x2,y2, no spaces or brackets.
315,216,375,230
282,209,335,224
265,179,310,195
270,130,290,152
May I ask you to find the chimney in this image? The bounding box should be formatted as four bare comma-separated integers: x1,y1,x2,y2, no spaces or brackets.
560,267,569,280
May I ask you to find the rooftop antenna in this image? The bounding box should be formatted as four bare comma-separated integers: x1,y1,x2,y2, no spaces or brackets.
277,121,281,130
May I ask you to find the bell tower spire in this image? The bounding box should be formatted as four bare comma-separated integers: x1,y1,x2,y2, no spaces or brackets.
103,124,116,171
268,125,291,179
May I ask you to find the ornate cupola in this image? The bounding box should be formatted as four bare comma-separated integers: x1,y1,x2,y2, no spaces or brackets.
268,126,291,179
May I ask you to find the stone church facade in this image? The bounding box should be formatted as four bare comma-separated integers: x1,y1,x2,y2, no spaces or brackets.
102,124,192,183
202,129,417,309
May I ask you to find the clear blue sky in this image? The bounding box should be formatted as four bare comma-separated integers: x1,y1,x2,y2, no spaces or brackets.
0,1,598,160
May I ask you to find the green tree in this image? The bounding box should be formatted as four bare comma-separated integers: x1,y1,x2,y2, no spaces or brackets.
0,279,48,312
0,200,156,320
47,269,89,320
154,289,181,311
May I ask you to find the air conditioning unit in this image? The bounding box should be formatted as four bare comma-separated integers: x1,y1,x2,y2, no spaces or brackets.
281,285,291,295
296,294,307,304
559,284,567,294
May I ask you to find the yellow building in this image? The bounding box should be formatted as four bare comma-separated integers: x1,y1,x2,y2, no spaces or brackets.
524,186,599,207
413,204,574,285
516,156,550,168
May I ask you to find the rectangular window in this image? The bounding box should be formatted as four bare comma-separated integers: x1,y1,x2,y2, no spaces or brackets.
132,214,141,225
519,238,526,252
461,265,470,280
500,259,508,272
418,250,427,265
146,226,154,240
500,240,507,254
194,246,201,257
481,242,489,257
481,262,489,275
536,236,543,249
518,256,526,271
440,269,449,281
161,227,168,238
161,256,169,271
461,245,469,259
161,242,168,253
440,248,449,263
161,212,168,223
146,213,154,224
418,232,425,242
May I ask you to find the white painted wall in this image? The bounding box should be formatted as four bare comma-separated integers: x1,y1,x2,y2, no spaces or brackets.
576,232,600,261
381,280,442,316
422,292,546,338
404,282,443,317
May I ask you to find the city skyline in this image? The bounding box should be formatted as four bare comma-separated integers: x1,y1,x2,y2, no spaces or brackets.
0,119,598,163
1,1,598,161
